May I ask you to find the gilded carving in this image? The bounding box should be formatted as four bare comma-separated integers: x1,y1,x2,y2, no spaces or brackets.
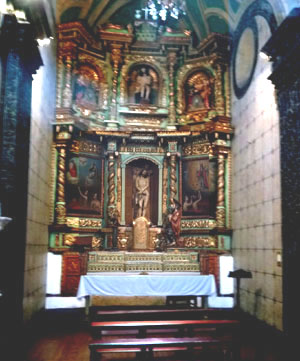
216,207,226,228
214,64,225,114
49,144,57,224
107,153,116,206
70,140,102,154
216,153,225,228
92,236,102,249
56,55,64,107
162,158,168,215
225,67,231,117
123,117,163,128
133,217,150,250
182,143,211,156
120,146,164,154
184,236,217,248
79,218,102,228
64,234,76,246
117,159,122,218
62,56,73,108
55,146,67,224
66,217,102,228
227,151,232,228
169,154,177,205
111,46,122,119
181,219,216,229
168,51,177,124
56,203,66,224
118,237,128,250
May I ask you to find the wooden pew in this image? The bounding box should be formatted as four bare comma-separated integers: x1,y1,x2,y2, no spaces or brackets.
90,319,240,339
89,335,228,361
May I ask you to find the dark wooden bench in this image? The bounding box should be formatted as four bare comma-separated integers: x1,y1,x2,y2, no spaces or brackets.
91,319,240,338
89,335,229,361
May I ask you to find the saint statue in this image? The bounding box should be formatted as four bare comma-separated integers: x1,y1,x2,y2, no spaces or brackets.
162,199,181,247
134,167,151,218
136,67,152,102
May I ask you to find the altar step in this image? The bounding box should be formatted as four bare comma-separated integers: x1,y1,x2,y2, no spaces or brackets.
88,251,200,273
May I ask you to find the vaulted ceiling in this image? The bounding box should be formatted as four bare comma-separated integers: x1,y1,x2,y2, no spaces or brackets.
56,0,239,43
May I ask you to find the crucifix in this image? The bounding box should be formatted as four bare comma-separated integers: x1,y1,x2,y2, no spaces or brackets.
142,6,150,20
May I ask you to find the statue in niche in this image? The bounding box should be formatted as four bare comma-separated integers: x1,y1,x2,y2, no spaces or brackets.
134,166,152,218
186,71,214,111
127,65,158,105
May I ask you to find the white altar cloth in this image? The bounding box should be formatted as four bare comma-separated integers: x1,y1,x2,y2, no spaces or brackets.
77,274,217,298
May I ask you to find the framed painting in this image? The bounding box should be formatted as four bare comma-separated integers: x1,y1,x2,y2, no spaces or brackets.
72,65,101,111
65,153,104,217
180,157,217,218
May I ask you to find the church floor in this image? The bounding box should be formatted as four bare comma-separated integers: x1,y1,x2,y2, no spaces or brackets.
24,308,284,361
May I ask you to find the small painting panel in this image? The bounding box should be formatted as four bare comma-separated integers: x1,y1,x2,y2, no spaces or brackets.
66,153,103,217
181,157,217,218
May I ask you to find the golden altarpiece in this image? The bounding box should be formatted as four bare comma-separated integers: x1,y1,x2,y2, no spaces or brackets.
50,20,233,295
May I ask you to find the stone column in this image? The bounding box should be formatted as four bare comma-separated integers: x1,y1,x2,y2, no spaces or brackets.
0,13,42,360
216,153,225,228
261,8,300,351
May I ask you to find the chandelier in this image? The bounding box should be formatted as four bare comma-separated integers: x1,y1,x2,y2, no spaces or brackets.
135,0,186,22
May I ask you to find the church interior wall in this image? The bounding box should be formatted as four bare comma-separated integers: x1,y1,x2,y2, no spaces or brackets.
230,0,285,331
3,0,298,338
23,35,56,323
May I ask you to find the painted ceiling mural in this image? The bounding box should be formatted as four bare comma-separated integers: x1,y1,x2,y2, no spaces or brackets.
56,0,239,43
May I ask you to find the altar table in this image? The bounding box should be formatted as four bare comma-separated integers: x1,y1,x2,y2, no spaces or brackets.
77,274,217,312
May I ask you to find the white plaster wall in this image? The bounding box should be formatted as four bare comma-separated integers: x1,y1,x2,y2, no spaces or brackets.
231,13,283,330
23,41,56,323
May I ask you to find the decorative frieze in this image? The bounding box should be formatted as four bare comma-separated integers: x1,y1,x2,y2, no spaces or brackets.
66,217,102,228
181,219,216,229
120,146,164,154
71,140,101,154
182,143,211,156
183,236,217,248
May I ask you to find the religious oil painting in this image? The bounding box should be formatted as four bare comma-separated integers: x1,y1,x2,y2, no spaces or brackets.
181,157,217,218
65,153,103,217
127,64,159,105
185,70,214,112
72,65,100,110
